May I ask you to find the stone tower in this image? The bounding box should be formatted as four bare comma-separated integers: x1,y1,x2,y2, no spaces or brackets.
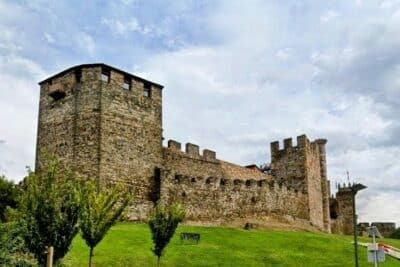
270,135,331,232
35,64,164,219
329,184,354,234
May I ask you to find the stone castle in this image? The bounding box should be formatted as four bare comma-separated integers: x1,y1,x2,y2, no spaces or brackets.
35,63,369,234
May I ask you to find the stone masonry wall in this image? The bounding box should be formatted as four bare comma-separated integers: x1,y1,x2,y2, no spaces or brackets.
270,135,329,231
330,185,354,235
162,143,309,224
36,67,101,178
36,64,164,220
98,67,163,219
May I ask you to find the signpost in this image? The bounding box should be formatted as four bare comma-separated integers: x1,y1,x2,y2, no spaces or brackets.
366,226,385,266
350,182,367,267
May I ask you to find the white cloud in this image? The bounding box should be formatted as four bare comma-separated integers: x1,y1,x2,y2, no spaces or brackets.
44,32,55,44
320,10,340,23
101,17,152,36
77,32,95,56
0,55,45,180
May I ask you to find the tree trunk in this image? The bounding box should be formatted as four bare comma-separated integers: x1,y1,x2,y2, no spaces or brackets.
89,247,94,267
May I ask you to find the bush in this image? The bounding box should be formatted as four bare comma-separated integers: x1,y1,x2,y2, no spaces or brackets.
0,222,38,267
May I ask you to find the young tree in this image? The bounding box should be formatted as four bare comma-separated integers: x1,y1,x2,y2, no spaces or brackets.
0,176,19,222
148,204,185,267
79,180,131,267
18,157,81,265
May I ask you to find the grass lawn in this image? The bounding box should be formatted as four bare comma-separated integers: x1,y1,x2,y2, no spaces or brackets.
62,222,400,267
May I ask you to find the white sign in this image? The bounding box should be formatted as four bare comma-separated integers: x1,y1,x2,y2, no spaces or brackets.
368,247,385,263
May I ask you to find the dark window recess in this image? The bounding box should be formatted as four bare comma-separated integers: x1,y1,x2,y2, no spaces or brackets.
175,174,181,184
143,82,151,97
49,91,66,101
191,177,196,183
123,76,131,90
75,69,82,82
182,192,186,198
101,68,110,82
149,168,161,205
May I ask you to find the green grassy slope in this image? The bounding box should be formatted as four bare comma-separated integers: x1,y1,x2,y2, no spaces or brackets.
62,223,400,267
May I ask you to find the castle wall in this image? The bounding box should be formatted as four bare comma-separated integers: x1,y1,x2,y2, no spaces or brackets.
97,68,163,219
270,135,328,231
36,64,333,232
36,67,101,177
330,186,354,235
36,64,164,220
306,142,324,229
162,145,309,224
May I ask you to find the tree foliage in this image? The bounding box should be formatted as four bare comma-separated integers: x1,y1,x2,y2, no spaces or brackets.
0,176,19,222
0,222,38,267
18,157,81,265
79,180,131,267
148,204,185,266
390,228,400,239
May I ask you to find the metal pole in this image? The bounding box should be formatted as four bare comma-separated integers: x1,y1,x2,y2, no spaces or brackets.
46,246,54,267
352,192,359,267
372,231,378,267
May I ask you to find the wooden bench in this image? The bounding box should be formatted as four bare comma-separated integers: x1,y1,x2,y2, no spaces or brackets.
180,232,200,244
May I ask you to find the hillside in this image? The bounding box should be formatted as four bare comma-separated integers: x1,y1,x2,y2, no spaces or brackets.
63,223,400,267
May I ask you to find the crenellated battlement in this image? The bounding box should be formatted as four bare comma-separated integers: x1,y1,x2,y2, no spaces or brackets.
166,139,217,162
336,183,356,195
270,135,328,160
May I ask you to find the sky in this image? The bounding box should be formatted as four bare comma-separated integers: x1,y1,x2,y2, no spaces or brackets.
0,0,399,226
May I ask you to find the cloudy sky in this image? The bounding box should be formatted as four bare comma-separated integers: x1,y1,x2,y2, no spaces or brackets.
0,0,399,225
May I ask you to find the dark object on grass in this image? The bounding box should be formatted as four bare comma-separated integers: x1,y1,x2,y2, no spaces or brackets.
244,222,253,230
180,232,200,244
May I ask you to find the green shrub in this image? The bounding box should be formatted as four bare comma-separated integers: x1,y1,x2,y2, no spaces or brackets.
148,204,185,266
0,222,38,267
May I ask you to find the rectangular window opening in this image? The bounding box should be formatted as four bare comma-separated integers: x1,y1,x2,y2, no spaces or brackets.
49,90,66,101
75,69,82,83
101,68,110,83
143,82,151,97
123,76,131,90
